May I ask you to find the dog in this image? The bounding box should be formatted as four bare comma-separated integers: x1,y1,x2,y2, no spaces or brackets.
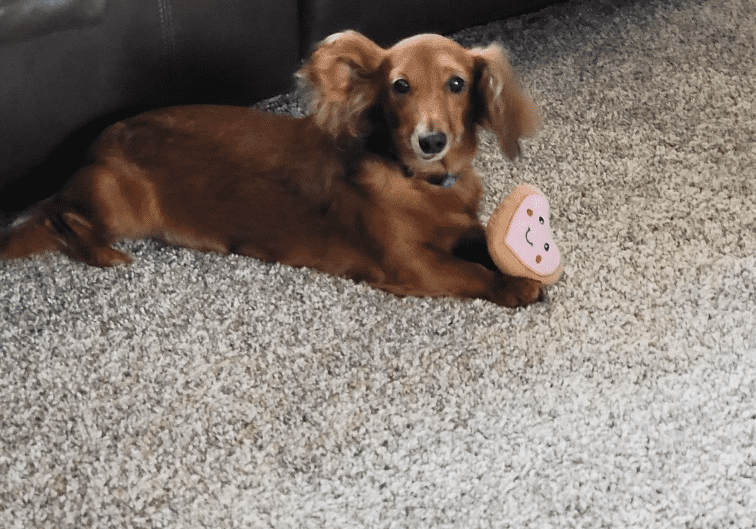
1,31,544,307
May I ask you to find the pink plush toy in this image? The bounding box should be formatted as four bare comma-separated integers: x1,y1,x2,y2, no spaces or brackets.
485,184,563,285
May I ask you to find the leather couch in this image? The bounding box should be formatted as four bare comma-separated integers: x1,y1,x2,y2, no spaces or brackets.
0,0,554,210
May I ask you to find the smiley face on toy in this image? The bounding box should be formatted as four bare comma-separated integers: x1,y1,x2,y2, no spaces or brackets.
506,193,560,276
486,184,563,285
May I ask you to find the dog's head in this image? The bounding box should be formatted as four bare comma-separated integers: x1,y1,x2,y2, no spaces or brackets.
297,31,541,174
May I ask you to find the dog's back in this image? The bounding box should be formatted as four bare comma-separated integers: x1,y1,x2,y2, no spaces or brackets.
2,106,372,267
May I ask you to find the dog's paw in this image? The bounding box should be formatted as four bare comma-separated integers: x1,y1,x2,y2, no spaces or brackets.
92,246,132,267
493,275,545,308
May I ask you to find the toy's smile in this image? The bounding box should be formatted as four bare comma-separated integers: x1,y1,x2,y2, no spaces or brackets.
525,227,534,246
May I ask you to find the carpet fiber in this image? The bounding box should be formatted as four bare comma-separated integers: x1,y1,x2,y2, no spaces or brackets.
2,0,755,527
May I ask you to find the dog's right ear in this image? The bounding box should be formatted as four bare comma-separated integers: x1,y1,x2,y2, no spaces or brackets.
297,31,386,140
471,43,541,160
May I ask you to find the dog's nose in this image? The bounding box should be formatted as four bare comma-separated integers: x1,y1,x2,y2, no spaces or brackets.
418,132,447,155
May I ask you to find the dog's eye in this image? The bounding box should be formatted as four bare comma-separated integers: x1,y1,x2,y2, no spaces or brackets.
392,79,410,94
448,76,465,93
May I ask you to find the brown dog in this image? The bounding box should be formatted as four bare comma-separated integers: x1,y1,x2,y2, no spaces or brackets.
1,31,543,307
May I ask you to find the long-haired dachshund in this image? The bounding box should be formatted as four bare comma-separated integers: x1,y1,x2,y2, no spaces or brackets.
1,31,544,307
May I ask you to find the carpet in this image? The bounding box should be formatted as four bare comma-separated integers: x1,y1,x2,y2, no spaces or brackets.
1,0,755,527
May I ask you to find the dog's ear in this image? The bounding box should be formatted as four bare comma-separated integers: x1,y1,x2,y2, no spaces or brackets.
297,31,386,140
471,43,541,160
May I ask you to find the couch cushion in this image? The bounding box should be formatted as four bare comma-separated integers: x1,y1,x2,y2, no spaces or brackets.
0,0,107,45
301,0,555,50
0,0,300,209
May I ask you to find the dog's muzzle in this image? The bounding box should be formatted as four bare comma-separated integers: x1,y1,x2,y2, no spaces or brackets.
418,132,447,155
412,129,450,161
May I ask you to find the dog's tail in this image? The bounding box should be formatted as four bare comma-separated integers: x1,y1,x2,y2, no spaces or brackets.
0,203,68,261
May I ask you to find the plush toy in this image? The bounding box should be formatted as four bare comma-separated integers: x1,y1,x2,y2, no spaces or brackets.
485,184,563,285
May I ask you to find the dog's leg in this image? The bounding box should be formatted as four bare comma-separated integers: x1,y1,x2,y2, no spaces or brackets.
0,206,130,266
490,273,545,308
1,162,153,266
451,226,498,271
450,227,545,306
378,246,543,308
0,207,67,261
53,210,131,266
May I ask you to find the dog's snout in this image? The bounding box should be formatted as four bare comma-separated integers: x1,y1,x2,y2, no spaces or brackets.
418,132,447,155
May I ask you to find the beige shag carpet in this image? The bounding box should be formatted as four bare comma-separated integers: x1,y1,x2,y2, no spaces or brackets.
2,0,755,527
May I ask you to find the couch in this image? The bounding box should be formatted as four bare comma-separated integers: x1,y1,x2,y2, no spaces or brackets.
0,0,554,210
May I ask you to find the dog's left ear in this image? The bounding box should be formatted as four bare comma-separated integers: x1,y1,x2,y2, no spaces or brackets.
297,31,386,140
471,43,541,160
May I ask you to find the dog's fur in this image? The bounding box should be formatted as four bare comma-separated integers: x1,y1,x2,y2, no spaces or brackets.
0,32,544,307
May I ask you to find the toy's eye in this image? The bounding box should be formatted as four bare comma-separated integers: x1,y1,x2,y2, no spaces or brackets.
448,76,465,93
544,243,550,251
392,79,410,94
539,217,545,225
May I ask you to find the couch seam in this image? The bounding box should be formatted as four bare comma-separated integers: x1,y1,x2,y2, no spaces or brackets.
156,0,176,60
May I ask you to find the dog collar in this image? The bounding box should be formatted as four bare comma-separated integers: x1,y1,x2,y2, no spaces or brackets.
427,173,458,188
400,164,458,189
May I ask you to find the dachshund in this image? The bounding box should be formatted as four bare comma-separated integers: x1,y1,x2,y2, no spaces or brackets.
0,31,544,307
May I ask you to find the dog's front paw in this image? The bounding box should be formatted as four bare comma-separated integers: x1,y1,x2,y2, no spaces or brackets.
492,275,545,308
